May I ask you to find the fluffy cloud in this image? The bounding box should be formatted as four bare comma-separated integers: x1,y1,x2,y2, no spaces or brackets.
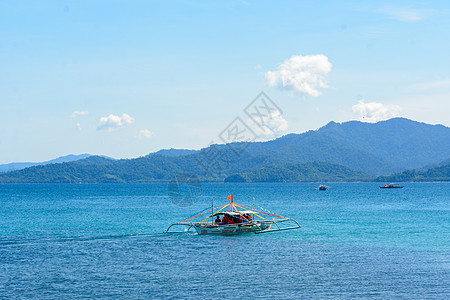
97,113,134,132
248,109,288,137
352,100,401,123
265,54,332,97
71,110,89,118
76,122,82,131
138,129,153,139
260,110,288,136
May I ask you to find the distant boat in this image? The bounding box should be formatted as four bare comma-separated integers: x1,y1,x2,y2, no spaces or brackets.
316,185,329,191
380,183,403,189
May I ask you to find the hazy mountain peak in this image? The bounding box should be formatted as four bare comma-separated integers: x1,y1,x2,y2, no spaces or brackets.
0,154,94,173
146,148,198,157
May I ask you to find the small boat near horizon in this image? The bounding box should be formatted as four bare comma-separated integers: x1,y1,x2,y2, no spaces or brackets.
164,195,301,235
380,183,403,189
315,185,329,191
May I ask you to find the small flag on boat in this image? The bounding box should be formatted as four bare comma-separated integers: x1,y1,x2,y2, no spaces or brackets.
228,195,233,201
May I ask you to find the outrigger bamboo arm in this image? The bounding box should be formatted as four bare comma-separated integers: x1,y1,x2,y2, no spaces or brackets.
164,222,194,233
254,218,301,234
254,226,301,234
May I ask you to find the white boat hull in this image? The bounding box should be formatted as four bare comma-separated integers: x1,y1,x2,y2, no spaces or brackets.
193,222,271,235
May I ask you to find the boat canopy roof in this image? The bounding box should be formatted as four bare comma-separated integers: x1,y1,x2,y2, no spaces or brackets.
212,210,255,216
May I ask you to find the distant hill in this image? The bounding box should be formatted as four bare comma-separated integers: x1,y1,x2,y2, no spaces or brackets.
418,157,450,170
224,161,372,183
0,118,449,183
376,164,450,182
0,154,93,173
146,148,198,157
0,155,188,183
244,118,450,175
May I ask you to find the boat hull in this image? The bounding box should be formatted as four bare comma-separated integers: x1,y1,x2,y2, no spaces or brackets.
193,222,271,235
380,186,403,188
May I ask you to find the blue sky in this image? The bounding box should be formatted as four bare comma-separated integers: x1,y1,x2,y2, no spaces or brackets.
1,0,449,163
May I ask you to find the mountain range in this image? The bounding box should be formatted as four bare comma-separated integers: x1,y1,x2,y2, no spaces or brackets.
0,154,92,173
0,118,448,183
243,118,449,175
0,154,116,173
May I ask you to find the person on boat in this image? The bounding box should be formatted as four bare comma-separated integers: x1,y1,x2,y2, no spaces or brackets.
228,215,235,224
221,214,228,224
215,216,221,224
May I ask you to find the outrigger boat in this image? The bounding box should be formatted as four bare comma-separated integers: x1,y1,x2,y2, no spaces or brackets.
164,195,301,235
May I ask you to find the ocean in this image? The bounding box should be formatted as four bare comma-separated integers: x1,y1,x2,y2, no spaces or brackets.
0,182,449,299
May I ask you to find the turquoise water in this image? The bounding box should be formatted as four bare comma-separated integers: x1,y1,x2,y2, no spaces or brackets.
0,183,449,298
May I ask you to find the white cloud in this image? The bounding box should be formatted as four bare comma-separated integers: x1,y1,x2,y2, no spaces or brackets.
71,110,89,118
248,109,288,137
97,113,134,132
265,54,332,97
138,129,153,139
72,111,88,130
381,8,424,22
352,100,401,123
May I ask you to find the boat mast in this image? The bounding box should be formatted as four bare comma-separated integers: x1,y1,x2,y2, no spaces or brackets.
212,198,214,224
253,197,255,220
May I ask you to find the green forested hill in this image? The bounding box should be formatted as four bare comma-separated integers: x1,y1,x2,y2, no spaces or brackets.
225,162,372,182
0,156,192,183
245,118,450,175
376,164,450,182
